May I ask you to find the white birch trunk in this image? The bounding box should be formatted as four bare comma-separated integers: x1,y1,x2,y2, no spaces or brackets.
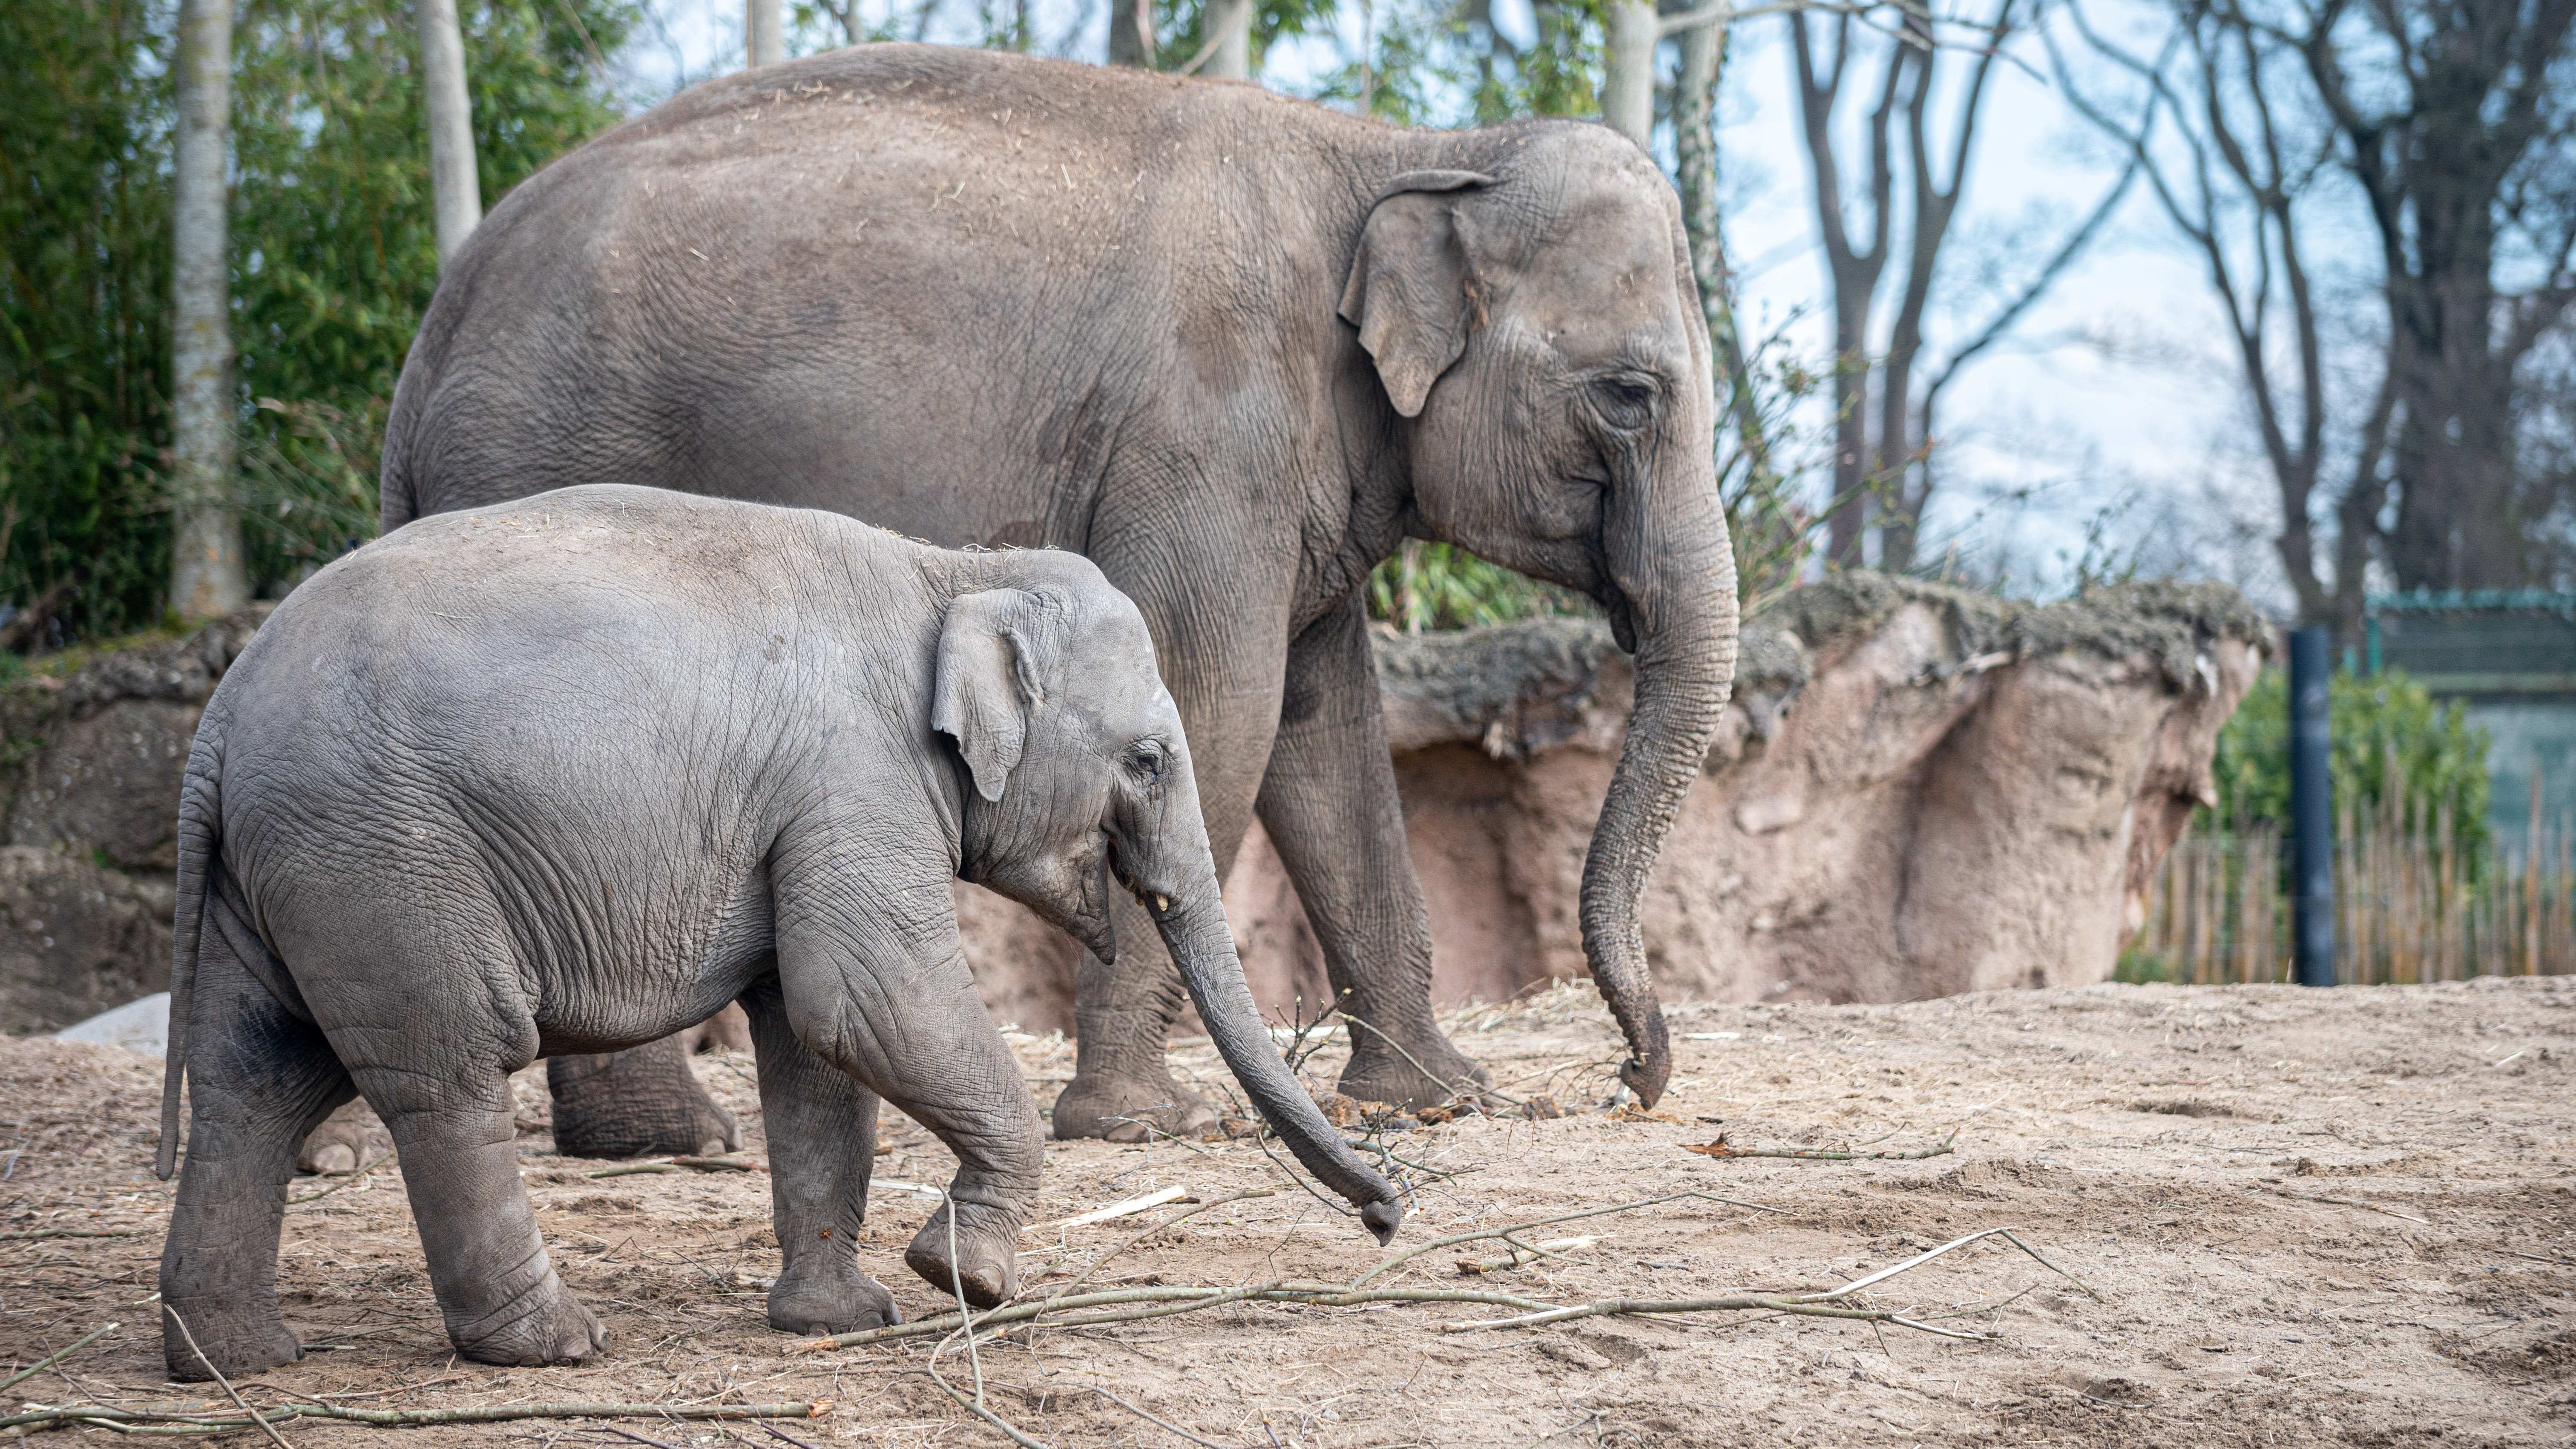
1206,0,1251,78
1600,0,1660,148
746,0,783,67
170,0,246,621
417,0,483,268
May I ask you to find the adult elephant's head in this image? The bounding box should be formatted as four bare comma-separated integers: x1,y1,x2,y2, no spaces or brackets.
1339,128,1740,1106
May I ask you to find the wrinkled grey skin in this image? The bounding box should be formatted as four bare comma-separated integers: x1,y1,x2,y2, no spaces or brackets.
383,44,1740,1144
152,486,1399,1381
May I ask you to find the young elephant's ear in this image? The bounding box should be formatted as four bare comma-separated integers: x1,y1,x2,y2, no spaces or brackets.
933,589,1046,803
1337,170,1496,418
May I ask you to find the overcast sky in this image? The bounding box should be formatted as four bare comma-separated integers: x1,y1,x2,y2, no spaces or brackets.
612,0,2372,611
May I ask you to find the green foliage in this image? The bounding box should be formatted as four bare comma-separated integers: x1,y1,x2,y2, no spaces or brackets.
226,0,634,590
1301,0,1604,125
1,0,630,641
2113,947,2170,984
0,0,178,641
1366,540,1589,633
1149,0,1340,75
2209,668,2493,862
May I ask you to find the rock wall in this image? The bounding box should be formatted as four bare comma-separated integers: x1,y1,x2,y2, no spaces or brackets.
0,579,2265,1040
964,575,2268,1032
0,610,267,1033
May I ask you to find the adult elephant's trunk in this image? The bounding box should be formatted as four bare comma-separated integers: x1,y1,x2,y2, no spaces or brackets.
1583,444,1740,1107
1150,874,1405,1243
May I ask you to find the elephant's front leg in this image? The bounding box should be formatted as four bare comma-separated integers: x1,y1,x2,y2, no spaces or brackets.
355,1057,605,1365
1258,596,1490,1109
772,863,1043,1308
739,976,898,1334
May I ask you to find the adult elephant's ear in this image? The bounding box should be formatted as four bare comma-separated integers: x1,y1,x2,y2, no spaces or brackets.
934,589,1046,802
1338,170,1496,417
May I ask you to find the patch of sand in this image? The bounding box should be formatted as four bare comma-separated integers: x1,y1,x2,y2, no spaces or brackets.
3,978,2570,1446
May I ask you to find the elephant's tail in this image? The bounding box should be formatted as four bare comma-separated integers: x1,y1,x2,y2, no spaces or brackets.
157,723,226,1181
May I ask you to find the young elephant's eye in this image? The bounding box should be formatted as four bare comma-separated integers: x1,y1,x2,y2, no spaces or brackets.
1591,375,1658,431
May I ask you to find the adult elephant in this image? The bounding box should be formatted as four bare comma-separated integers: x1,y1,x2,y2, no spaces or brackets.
381,43,1739,1147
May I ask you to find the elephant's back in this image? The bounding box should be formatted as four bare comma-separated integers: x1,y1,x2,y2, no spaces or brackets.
384,45,1376,534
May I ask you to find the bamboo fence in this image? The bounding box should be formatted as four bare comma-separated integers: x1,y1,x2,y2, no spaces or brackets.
2132,766,2575,984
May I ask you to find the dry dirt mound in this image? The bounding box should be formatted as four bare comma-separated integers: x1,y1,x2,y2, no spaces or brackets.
5,978,2570,1446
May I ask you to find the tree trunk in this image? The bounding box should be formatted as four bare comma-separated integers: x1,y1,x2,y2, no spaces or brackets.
1599,0,1659,148
746,0,783,68
170,0,244,623
416,0,482,269
1205,0,1250,77
1107,0,1151,66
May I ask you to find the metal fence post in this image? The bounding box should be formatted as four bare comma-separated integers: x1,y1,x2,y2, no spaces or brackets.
2290,626,2337,986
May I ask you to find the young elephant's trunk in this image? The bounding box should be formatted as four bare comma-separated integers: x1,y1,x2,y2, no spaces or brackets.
1150,882,1403,1243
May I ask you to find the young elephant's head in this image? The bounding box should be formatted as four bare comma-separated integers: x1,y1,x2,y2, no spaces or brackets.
930,557,1403,1240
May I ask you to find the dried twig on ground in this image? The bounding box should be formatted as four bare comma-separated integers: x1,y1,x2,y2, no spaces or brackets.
1458,1237,1594,1275
1682,1131,1957,1162
582,1155,763,1179
161,1305,297,1449
288,1154,395,1205
1348,1187,1783,1288
1088,1385,1232,1449
1029,1189,1277,1317
1440,1224,2097,1333
2256,1183,2432,1225
0,1229,145,1242
0,1401,831,1435
1341,1014,1526,1109
0,1322,117,1395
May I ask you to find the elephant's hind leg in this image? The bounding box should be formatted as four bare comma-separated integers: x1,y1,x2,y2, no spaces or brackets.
160,931,356,1382
545,1034,740,1160
347,1030,604,1366
739,976,897,1335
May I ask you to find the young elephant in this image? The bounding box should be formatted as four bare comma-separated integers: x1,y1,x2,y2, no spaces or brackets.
152,485,1402,1380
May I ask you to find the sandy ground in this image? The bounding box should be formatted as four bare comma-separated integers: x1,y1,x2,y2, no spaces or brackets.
4,977,2572,1448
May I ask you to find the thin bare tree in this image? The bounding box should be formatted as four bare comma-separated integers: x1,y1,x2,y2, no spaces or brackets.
2053,1,2379,629
1788,0,2129,570
170,0,246,620
417,0,482,268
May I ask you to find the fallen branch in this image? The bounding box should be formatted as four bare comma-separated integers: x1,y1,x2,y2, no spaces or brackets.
1089,1386,1229,1449
1682,1130,1958,1162
0,1323,117,1395
0,1230,145,1242
2256,1183,2431,1225
1458,1237,1594,1275
0,1401,832,1435
1348,1187,1783,1288
1035,1185,1193,1233
1442,1224,2099,1332
583,1155,763,1179
164,1305,295,1449
289,1153,394,1204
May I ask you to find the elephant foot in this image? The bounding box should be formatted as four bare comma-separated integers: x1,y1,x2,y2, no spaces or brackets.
296,1098,391,1175
767,1266,900,1336
450,1280,606,1367
1340,1030,1493,1113
162,1301,299,1383
547,1041,742,1159
903,1199,1019,1308
1048,1068,1219,1143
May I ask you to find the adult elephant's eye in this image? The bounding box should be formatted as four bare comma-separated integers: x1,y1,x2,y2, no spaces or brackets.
1592,376,1657,431
1126,741,1166,785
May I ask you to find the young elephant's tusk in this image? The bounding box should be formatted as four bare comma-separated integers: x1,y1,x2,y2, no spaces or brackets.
1154,894,1170,914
